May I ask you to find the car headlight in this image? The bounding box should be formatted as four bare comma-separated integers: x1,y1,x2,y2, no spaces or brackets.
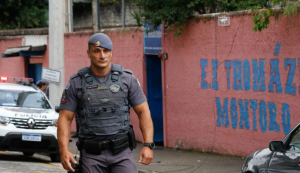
0,116,10,126
52,119,58,127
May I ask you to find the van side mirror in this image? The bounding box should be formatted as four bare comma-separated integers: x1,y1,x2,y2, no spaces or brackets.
55,106,60,113
269,141,284,151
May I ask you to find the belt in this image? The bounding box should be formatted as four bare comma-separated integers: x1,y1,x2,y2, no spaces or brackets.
81,139,111,151
78,134,129,155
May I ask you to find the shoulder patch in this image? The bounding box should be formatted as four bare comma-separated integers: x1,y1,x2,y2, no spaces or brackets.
123,69,132,75
70,74,80,80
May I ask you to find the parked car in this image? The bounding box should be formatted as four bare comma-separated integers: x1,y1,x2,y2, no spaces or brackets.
0,77,60,162
241,123,300,173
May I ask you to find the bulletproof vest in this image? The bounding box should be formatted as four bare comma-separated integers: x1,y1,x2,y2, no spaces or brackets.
76,64,130,135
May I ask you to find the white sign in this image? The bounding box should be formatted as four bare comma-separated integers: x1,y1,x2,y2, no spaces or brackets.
42,68,61,83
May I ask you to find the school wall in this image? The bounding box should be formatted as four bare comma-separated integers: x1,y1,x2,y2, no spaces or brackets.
1,11,300,157
64,29,145,137
0,37,24,77
162,11,300,156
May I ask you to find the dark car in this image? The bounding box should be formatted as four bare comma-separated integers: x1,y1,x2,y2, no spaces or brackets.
242,123,300,173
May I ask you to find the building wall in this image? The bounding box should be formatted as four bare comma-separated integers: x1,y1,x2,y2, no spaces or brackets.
64,29,145,136
73,1,141,29
0,37,24,77
162,12,300,156
1,11,300,157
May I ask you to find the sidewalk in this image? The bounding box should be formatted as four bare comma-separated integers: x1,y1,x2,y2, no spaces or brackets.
68,136,245,173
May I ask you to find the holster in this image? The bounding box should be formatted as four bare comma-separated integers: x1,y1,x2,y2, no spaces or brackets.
84,139,102,155
128,124,137,150
111,135,129,154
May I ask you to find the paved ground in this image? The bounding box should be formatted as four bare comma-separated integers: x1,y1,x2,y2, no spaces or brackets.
68,136,245,173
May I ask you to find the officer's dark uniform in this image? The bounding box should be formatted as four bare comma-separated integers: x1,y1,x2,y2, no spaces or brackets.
59,33,146,173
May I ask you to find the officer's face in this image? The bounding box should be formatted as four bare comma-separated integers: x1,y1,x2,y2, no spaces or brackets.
87,45,112,70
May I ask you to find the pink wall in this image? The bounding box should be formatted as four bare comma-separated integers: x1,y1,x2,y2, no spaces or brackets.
2,12,300,157
64,29,145,139
162,12,300,156
0,37,24,77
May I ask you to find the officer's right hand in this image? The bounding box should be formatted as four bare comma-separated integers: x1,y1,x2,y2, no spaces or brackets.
61,150,77,172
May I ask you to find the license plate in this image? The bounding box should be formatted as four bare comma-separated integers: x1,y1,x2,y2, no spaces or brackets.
22,134,41,142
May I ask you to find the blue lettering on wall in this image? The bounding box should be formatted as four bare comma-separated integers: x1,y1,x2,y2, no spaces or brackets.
252,60,266,92
284,59,296,94
239,99,250,129
268,102,280,132
233,60,242,90
200,59,208,89
259,100,267,132
282,103,290,135
250,100,258,131
231,98,238,129
269,59,283,93
215,97,290,134
216,98,229,127
212,60,219,90
225,61,231,90
243,60,250,91
274,42,281,56
199,58,294,135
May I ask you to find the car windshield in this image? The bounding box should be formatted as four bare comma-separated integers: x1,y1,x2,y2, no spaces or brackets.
0,89,51,109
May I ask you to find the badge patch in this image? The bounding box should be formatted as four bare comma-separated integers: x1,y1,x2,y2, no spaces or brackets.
61,90,67,103
100,98,110,103
109,84,121,93
94,40,100,46
87,85,98,89
98,86,109,90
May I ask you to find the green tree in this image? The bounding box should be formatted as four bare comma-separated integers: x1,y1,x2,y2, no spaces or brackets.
0,0,48,30
131,0,299,36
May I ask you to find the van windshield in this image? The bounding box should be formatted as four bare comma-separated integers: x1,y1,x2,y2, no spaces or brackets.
0,89,51,109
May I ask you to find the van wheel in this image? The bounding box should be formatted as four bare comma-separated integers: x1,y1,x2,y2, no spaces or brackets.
50,153,61,162
22,152,34,156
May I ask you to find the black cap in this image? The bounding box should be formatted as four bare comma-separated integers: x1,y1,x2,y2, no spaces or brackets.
88,33,113,50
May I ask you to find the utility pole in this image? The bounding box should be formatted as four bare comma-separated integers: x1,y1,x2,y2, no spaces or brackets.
49,0,65,107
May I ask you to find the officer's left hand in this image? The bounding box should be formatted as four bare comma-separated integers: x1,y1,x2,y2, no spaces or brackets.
138,146,153,165
61,150,77,172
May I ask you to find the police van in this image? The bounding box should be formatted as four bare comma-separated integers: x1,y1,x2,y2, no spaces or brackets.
0,77,60,162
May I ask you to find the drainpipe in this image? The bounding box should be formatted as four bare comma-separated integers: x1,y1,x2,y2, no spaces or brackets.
97,0,100,30
122,0,125,28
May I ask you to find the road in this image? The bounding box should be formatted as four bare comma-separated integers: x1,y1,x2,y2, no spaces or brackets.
0,138,245,173
0,151,65,173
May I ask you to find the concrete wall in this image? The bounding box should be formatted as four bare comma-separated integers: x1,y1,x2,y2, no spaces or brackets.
73,1,141,28
162,11,300,156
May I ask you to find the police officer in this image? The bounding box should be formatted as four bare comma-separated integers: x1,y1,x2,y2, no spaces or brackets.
57,33,154,173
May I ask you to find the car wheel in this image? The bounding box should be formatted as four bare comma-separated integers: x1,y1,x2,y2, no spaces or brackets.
22,152,34,156
50,153,61,162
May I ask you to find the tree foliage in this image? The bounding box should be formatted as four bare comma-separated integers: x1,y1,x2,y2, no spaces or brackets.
0,0,48,30
130,0,299,36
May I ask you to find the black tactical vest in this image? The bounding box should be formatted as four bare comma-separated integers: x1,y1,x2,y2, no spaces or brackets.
76,64,130,135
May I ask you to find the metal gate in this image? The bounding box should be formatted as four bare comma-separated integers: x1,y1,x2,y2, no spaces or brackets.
146,55,163,142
